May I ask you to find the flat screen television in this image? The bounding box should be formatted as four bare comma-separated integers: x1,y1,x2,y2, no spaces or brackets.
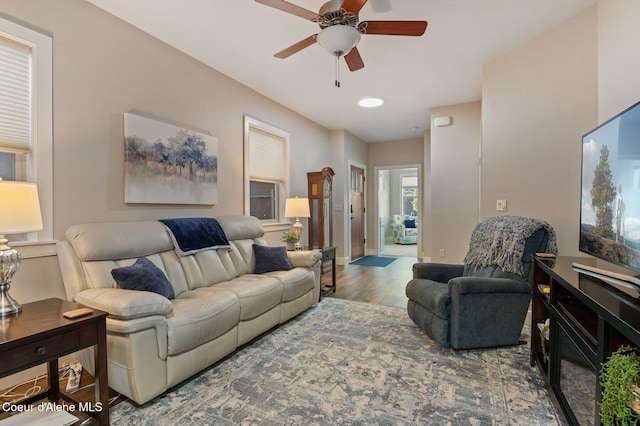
580,100,640,275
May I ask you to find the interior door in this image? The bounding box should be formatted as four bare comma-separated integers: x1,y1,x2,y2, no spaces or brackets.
350,165,365,260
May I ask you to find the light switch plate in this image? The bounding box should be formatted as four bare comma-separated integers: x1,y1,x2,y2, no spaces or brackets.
496,199,507,211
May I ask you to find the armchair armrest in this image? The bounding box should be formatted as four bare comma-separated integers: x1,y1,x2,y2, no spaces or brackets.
413,262,464,282
448,276,530,296
287,250,322,268
74,288,174,320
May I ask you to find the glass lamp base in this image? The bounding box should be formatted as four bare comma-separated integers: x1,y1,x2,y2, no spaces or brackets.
0,242,22,316
0,285,21,316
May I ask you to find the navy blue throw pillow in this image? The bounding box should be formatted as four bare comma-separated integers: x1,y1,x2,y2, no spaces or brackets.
404,219,416,229
111,257,175,300
253,244,292,274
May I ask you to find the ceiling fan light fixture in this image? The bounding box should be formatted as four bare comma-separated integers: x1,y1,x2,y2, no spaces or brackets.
317,25,361,57
358,97,385,108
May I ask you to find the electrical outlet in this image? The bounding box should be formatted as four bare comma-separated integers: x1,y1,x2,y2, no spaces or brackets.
439,249,445,258
496,199,507,212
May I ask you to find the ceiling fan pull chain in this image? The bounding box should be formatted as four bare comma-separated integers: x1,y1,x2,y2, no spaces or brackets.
335,54,341,88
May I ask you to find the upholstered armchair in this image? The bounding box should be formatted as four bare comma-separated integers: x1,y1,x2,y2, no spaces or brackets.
390,214,418,245
406,215,557,350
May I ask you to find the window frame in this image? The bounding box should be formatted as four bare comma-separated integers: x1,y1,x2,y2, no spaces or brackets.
243,115,290,226
400,174,418,217
248,179,279,221
0,16,53,253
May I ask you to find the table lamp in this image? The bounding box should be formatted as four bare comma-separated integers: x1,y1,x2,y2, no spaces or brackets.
0,180,43,316
284,197,310,250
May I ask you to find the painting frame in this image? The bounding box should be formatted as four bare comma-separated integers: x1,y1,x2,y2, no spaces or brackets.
124,112,218,205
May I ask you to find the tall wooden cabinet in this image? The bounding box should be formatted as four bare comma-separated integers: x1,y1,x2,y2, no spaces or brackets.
308,167,336,299
307,167,334,250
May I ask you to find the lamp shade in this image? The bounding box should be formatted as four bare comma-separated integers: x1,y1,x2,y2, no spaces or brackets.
284,197,311,218
0,181,43,234
316,25,361,57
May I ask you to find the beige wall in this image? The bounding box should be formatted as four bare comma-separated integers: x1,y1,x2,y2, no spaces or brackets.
597,0,640,121
329,129,368,263
481,7,598,257
0,0,332,304
367,138,423,256
428,101,482,262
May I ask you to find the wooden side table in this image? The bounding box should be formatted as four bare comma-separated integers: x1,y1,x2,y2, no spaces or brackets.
320,246,336,300
0,298,109,425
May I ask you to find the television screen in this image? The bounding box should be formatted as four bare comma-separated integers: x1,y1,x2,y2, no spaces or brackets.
580,100,640,273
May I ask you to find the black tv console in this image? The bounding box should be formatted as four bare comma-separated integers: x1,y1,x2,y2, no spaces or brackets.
531,256,640,425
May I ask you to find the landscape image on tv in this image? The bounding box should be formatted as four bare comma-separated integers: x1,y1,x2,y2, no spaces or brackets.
580,101,640,272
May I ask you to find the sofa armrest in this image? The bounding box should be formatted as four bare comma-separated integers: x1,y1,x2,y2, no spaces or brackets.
74,288,173,320
448,276,530,296
413,262,464,282
287,250,322,268
107,316,168,360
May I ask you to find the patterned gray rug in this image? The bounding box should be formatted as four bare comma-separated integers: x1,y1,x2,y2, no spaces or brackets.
110,298,561,425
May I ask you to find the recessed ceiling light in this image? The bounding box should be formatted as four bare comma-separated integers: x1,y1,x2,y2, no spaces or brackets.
358,97,385,108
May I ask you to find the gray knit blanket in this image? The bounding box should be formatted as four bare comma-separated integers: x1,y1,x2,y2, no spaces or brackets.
463,215,558,277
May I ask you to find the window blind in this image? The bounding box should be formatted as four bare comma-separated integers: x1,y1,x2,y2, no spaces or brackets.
248,126,285,182
0,35,32,154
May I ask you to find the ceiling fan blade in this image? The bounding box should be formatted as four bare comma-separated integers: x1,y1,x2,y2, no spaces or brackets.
274,35,317,59
341,0,368,14
255,0,319,21
361,21,428,36
344,47,364,71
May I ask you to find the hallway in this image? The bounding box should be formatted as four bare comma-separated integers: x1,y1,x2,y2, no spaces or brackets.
379,243,417,257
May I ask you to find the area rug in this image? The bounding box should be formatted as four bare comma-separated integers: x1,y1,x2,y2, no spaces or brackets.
350,256,397,267
109,298,560,425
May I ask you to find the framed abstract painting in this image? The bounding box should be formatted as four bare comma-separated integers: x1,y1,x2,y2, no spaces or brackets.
124,113,218,205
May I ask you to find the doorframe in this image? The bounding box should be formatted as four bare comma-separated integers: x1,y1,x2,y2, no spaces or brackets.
373,164,422,258
348,160,367,263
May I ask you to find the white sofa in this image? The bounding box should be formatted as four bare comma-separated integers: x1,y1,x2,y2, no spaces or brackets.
56,215,321,404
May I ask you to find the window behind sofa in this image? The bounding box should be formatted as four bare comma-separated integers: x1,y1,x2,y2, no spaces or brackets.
0,36,30,183
243,116,289,222
0,19,53,243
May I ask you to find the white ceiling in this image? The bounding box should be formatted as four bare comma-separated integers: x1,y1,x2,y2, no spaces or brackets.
86,0,596,142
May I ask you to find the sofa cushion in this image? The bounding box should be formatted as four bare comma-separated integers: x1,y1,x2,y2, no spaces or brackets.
253,244,292,274
167,289,240,355
212,276,283,320
404,218,416,228
111,257,175,300
65,221,173,261
217,215,265,240
264,268,314,302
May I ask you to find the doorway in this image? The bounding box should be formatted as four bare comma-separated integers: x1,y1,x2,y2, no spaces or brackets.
350,164,365,261
376,167,419,258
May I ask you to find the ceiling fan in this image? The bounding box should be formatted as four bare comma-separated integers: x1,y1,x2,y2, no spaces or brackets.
255,0,428,86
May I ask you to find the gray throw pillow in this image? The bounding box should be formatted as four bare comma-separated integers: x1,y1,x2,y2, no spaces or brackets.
253,244,292,274
111,257,175,300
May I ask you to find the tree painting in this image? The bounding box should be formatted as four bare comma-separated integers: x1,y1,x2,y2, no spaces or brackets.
590,144,616,238
124,113,218,204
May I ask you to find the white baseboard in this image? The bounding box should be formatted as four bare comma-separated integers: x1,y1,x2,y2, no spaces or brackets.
336,256,350,266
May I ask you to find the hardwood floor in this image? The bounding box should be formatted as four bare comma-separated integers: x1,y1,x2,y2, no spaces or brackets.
328,256,418,309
